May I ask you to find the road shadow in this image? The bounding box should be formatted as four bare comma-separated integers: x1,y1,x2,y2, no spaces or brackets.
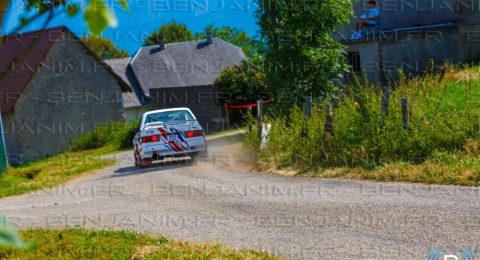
106,157,195,178
104,132,249,179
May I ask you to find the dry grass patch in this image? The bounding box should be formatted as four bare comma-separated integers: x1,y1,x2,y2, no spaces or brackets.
149,240,278,260
445,66,480,83
0,229,281,260
131,245,161,259
260,152,480,186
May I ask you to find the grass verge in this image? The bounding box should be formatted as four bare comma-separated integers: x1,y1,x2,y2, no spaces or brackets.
0,229,280,260
248,66,480,186
257,150,480,186
0,147,116,198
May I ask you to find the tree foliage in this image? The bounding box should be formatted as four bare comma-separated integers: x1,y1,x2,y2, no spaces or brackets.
0,212,29,250
214,56,267,104
196,25,263,59
256,0,352,98
81,35,129,60
19,0,127,36
143,21,194,46
144,22,260,59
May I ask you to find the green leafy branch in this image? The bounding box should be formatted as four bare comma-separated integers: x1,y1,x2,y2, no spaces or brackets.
0,212,30,250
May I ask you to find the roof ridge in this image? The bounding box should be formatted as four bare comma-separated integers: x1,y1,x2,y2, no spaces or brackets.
0,25,132,112
139,37,223,49
129,37,246,91
5,26,68,37
104,57,132,62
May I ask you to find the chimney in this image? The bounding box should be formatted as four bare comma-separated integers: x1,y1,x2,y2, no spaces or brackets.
206,29,213,45
157,34,165,50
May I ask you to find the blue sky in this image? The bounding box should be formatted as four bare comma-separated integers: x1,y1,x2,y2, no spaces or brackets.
2,0,260,54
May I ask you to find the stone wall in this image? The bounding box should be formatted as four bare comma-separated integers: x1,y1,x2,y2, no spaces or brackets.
346,24,467,84
3,37,125,165
379,25,461,81
1,113,21,164
458,24,480,62
345,41,381,84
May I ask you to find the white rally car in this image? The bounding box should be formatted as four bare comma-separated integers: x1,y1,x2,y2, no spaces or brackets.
133,108,207,168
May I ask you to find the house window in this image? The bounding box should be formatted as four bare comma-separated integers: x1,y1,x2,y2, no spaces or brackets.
347,52,361,73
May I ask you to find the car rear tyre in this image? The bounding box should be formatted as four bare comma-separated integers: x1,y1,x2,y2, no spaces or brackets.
138,158,152,168
134,152,139,166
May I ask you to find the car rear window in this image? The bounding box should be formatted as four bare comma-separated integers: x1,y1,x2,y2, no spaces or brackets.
145,110,195,125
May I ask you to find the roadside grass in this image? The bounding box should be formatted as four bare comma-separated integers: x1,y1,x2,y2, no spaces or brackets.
248,66,480,186
68,120,139,152
0,229,280,260
0,148,115,198
0,120,138,199
258,150,480,186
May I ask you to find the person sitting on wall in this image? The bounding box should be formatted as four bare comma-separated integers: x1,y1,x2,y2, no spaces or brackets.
350,0,380,40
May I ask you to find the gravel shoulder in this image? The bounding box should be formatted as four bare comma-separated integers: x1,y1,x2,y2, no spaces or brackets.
1,134,479,259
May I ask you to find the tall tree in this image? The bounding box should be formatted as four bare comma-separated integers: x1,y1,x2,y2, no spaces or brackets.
81,35,129,60
256,0,352,97
143,21,194,46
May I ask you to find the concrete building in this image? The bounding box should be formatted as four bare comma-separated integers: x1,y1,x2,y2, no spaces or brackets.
105,36,246,132
0,27,131,165
340,0,480,84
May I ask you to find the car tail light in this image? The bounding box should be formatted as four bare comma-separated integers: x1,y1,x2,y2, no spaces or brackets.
142,135,160,143
185,130,203,138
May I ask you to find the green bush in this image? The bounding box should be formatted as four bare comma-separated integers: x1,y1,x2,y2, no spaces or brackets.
248,70,480,169
214,56,268,105
116,121,140,149
69,120,139,151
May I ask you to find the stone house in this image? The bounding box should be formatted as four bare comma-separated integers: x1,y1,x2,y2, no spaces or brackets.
104,57,150,122
105,33,246,132
340,0,480,84
0,26,131,165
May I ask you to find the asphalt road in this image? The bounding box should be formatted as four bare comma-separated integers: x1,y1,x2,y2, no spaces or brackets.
1,134,480,259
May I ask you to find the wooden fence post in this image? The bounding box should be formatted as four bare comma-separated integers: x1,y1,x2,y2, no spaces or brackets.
401,97,409,129
224,103,230,129
324,103,334,136
301,96,312,138
304,96,312,118
0,113,7,173
257,99,263,143
248,107,253,132
381,86,390,126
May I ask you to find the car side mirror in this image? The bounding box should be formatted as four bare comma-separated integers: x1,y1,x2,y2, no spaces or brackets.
134,128,139,134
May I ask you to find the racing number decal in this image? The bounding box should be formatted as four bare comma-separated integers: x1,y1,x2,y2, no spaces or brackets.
158,128,189,152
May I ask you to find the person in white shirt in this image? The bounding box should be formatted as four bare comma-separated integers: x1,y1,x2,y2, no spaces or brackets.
350,0,380,40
